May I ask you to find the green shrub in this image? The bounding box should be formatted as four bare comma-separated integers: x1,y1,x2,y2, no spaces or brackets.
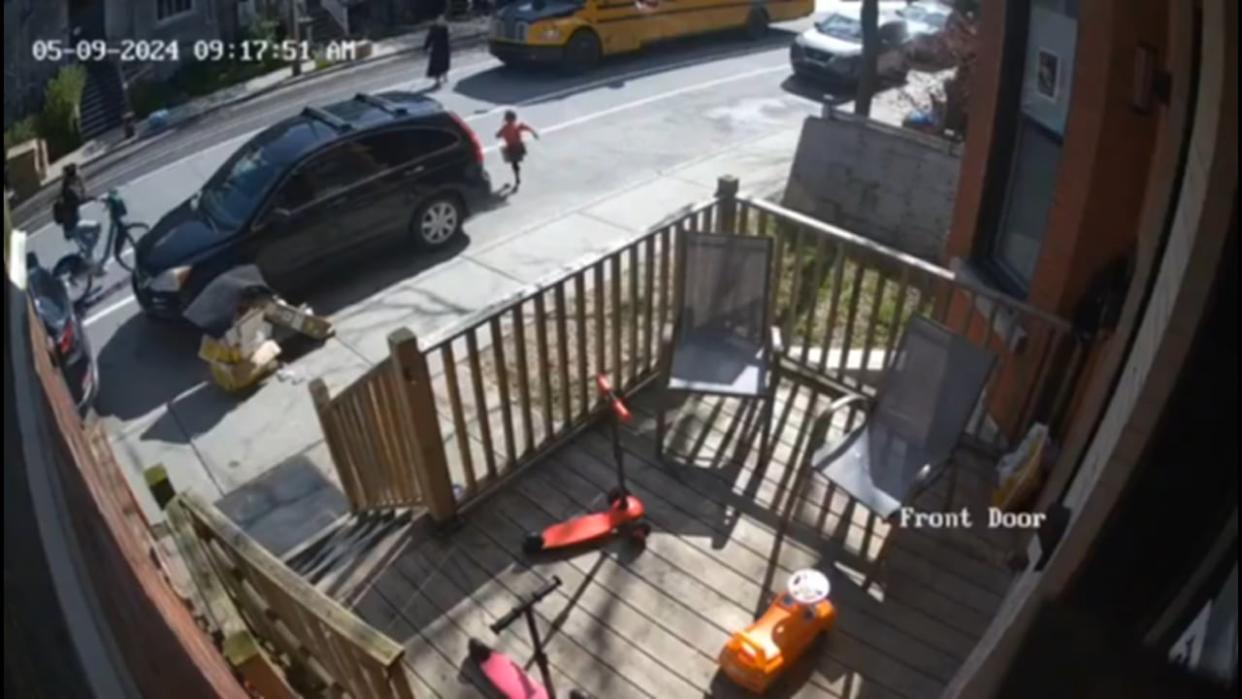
129,81,186,119
37,65,87,161
4,117,38,150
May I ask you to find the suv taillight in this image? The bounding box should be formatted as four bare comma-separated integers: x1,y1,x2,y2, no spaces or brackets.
452,114,485,166
56,322,76,356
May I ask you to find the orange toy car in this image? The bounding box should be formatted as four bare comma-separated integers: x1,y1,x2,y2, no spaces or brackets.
719,569,837,694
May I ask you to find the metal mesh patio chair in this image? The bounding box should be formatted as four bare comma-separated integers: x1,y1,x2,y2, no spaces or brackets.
808,316,996,545
656,232,783,462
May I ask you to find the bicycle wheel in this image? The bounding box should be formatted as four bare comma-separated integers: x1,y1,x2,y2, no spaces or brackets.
113,222,149,272
52,253,95,306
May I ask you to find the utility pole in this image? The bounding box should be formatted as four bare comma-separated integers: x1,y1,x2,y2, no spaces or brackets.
288,0,302,76
855,0,879,117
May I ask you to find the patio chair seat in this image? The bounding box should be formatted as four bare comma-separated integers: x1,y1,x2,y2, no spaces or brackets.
657,231,780,461
814,424,935,521
666,331,770,398
807,317,997,543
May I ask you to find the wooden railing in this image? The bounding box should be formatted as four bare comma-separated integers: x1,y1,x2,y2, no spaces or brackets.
726,190,1084,448
310,329,456,521
418,203,709,509
176,492,416,698
311,176,1084,526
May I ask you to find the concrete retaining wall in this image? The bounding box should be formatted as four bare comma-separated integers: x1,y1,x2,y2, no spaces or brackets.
782,111,963,262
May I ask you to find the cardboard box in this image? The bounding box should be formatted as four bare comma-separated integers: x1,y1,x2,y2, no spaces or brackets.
264,302,333,340
207,340,281,393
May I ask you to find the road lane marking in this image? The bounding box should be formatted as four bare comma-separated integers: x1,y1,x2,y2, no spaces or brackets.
85,61,788,328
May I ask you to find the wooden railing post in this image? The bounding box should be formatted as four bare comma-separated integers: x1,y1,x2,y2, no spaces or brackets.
717,175,740,234
388,329,457,525
309,378,362,512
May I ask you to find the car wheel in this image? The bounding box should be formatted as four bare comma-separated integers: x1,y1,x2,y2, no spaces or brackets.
412,194,464,249
745,9,769,40
52,253,95,306
564,30,601,73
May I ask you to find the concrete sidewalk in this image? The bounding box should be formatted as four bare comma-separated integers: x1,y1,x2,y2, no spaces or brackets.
106,123,800,556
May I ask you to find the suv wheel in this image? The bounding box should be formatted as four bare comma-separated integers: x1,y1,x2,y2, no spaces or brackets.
413,194,463,249
745,9,769,40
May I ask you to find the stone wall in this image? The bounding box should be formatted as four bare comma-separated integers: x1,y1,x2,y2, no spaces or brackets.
782,110,963,262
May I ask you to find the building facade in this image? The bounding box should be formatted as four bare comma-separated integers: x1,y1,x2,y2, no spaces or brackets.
943,0,1237,694
4,0,240,124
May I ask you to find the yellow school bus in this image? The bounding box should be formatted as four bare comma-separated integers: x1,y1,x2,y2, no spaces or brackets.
489,0,815,70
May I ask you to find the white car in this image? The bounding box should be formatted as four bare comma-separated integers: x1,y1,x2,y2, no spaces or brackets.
790,2,947,85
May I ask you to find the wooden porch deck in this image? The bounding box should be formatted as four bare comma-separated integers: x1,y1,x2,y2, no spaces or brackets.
346,377,1016,699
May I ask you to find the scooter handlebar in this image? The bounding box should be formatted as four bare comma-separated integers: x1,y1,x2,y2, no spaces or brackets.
595,374,632,423
490,576,563,633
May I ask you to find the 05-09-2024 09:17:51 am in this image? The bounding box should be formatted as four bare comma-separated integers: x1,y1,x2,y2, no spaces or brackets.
29,38,360,64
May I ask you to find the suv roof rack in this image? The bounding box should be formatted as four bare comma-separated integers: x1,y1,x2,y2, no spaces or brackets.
302,106,353,132
354,93,409,117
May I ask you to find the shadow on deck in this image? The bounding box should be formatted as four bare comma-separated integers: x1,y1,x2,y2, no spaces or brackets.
344,380,1016,699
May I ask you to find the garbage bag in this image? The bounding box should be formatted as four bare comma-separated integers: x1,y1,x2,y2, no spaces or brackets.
184,265,274,337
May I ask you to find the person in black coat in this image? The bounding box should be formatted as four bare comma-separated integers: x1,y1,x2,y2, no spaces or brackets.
424,17,451,89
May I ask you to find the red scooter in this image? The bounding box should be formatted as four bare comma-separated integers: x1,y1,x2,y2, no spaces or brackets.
523,374,651,555
469,576,589,699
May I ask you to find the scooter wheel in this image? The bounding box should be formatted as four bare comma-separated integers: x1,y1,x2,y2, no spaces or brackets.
468,638,493,663
523,532,545,555
632,522,652,545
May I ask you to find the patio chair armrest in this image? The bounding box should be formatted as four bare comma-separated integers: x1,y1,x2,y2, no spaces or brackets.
826,393,869,417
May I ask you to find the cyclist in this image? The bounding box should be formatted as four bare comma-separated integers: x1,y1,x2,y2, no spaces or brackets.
54,164,86,236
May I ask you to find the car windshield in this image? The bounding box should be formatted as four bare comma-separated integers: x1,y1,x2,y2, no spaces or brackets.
816,13,863,42
199,119,336,233
200,147,283,231
904,5,950,30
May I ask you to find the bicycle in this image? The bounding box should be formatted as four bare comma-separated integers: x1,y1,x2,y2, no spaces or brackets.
53,189,150,307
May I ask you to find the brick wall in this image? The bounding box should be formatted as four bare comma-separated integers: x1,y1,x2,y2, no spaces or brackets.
783,113,963,262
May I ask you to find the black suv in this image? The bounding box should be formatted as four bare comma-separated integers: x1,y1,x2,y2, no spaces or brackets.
132,92,492,319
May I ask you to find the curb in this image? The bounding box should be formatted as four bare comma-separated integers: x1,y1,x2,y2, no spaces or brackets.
11,27,492,226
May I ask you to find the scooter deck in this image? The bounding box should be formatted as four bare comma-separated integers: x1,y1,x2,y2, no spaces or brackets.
529,496,646,552
470,639,550,699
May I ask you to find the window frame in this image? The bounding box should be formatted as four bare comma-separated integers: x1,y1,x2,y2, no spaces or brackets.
971,0,1034,297
358,126,462,172
156,0,195,24
296,138,388,204
982,116,1065,294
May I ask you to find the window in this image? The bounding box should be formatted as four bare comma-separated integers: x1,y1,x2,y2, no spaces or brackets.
989,121,1062,286
816,14,862,42
360,129,459,170
271,171,316,212
157,0,194,22
974,0,1078,295
201,137,292,231
301,141,385,201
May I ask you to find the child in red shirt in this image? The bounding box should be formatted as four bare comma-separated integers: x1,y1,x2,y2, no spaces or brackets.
497,110,539,190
